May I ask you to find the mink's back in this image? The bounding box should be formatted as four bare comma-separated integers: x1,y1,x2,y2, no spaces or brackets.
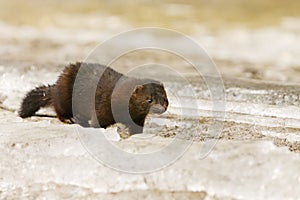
53,62,123,124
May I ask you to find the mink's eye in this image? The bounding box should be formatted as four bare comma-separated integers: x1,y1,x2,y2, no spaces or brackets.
147,98,153,103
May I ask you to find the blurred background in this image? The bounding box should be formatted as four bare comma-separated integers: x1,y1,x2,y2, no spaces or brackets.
0,0,299,82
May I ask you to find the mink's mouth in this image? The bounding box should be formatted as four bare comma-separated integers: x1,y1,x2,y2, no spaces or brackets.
149,104,167,114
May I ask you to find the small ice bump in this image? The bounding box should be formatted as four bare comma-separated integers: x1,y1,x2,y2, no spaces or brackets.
104,127,121,141
107,123,131,139
14,143,23,149
15,116,24,122
63,147,72,155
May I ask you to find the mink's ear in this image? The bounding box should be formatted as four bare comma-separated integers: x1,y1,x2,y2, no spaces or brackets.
134,85,144,93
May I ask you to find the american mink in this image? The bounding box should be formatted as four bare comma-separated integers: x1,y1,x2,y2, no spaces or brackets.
19,62,169,134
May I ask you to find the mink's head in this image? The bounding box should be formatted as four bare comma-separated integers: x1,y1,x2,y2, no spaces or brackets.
129,82,168,125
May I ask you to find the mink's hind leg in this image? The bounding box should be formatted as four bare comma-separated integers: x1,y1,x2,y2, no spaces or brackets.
54,103,74,124
52,87,74,125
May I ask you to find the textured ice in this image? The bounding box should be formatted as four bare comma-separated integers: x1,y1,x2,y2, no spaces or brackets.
0,66,57,110
1,109,300,199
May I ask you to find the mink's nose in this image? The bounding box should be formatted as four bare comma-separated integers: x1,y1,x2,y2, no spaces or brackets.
150,104,166,114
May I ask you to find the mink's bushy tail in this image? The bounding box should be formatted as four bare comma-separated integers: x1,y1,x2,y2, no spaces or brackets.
19,85,55,118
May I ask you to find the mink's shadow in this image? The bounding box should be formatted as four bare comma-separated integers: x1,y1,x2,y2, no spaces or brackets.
33,114,57,118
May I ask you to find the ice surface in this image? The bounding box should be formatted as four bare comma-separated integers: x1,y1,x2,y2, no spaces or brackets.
1,15,300,199
1,109,300,199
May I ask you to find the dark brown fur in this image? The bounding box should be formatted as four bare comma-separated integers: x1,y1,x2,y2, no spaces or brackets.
19,62,168,134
